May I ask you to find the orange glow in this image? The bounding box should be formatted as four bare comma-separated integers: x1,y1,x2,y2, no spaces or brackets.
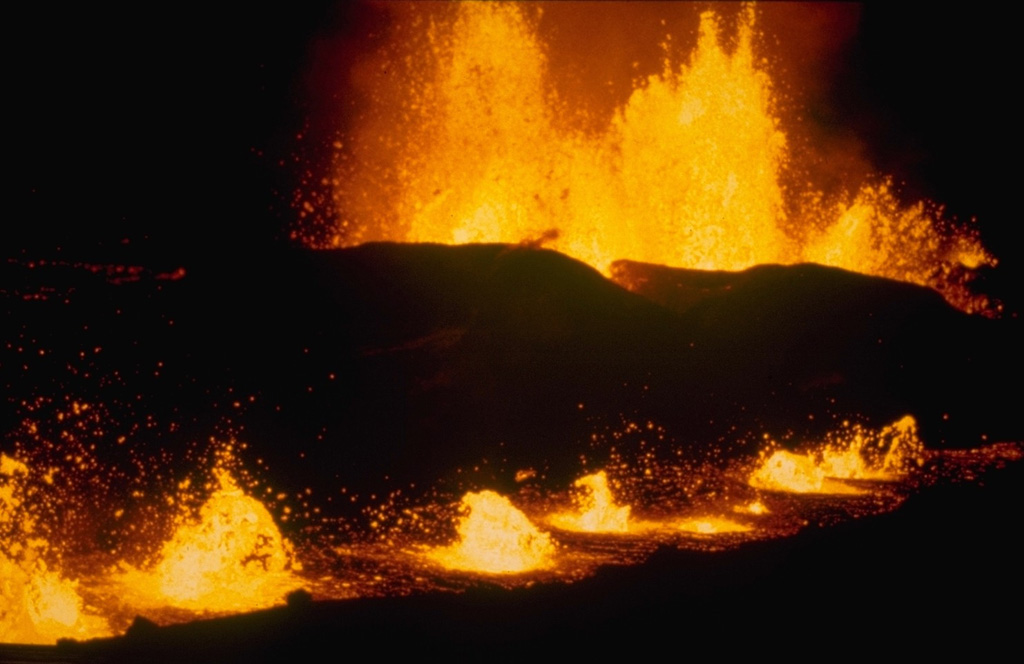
799,183,993,313
735,500,769,516
0,406,1016,637
676,517,751,535
748,450,862,495
749,416,925,494
427,490,555,574
0,454,110,644
321,3,994,313
548,471,631,533
819,415,924,480
123,467,302,613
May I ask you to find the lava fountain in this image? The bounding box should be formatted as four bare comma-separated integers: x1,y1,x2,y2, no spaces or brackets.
427,490,556,574
548,471,632,534
305,2,996,314
0,454,110,644
119,465,302,613
748,415,925,494
2,1,1021,656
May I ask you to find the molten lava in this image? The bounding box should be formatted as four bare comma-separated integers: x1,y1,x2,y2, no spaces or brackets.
735,500,769,516
2,5,1018,647
427,490,555,574
748,416,925,494
317,2,995,313
548,471,631,534
676,517,751,535
122,466,301,613
0,454,110,644
749,450,863,495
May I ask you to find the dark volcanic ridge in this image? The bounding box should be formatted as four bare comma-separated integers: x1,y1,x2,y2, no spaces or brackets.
4,243,1020,506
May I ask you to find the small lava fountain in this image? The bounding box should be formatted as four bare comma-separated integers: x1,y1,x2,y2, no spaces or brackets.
427,490,555,574
748,415,925,494
0,454,110,644
548,471,631,534
749,450,855,495
120,462,302,614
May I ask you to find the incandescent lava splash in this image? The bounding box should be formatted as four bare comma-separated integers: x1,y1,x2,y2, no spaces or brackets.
305,3,995,314
118,458,302,615
0,454,111,644
749,415,925,494
548,471,631,534
426,490,556,574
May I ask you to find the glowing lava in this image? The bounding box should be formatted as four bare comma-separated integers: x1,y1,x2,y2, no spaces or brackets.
548,471,631,534
748,416,925,494
748,450,859,495
735,500,769,516
427,490,555,574
676,517,751,535
123,467,302,613
0,454,110,644
317,3,994,313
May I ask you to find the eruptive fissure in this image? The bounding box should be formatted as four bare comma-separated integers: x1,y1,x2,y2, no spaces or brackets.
0,385,1019,645
305,2,996,314
4,1,1021,655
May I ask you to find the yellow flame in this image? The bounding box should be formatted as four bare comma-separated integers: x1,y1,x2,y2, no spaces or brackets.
325,3,994,313
127,468,301,612
428,490,555,574
548,471,631,533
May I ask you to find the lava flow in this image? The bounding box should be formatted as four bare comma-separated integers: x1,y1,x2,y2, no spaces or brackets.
307,2,996,314
675,517,751,535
